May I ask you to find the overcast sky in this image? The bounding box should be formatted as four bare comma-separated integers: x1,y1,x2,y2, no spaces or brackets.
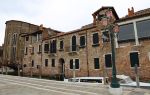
0,0,150,46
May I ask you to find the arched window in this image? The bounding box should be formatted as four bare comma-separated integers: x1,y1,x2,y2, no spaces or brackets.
71,35,76,51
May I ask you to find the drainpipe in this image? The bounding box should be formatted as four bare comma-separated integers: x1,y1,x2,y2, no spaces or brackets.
85,30,89,77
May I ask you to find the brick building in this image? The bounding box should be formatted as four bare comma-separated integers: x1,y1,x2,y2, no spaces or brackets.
0,46,3,67
3,6,150,81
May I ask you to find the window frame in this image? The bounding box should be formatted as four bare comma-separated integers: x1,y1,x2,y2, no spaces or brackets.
31,60,34,67
129,51,140,68
94,58,100,69
25,36,29,42
44,43,49,53
69,58,80,70
51,59,55,67
45,59,48,67
71,35,77,52
59,40,64,50
105,53,112,68
50,40,57,53
79,35,86,48
38,44,42,53
92,32,99,46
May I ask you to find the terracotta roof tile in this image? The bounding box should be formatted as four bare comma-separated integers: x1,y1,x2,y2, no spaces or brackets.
119,8,150,21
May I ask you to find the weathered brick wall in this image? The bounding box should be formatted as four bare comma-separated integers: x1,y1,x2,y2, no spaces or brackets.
3,20,39,66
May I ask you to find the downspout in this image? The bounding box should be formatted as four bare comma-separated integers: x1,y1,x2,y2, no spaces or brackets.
86,30,89,77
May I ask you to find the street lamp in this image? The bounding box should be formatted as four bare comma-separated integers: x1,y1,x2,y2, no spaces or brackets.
100,9,120,88
28,44,33,77
73,59,76,82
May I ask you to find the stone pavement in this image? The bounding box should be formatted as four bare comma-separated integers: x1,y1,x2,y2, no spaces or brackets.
0,74,149,95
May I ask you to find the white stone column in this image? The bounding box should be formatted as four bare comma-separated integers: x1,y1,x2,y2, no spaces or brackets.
133,21,139,45
114,33,119,48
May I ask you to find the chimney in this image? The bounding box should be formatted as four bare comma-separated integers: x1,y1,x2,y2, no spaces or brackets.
128,7,134,16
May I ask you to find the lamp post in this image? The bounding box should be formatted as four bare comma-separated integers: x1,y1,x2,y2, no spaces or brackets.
73,59,76,82
29,45,33,77
100,9,120,88
17,60,20,76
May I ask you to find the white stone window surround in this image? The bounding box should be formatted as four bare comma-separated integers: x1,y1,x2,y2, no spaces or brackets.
129,51,140,68
79,35,86,47
93,57,100,70
92,32,99,45
104,53,112,69
59,40,64,50
69,58,80,70
70,35,78,52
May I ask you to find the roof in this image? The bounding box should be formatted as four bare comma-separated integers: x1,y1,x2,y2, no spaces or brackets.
43,24,96,40
118,8,150,22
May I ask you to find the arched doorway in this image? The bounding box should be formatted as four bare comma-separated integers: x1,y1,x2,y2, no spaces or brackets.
59,58,65,81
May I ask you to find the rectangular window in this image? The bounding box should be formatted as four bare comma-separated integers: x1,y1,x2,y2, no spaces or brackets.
25,36,29,41
70,59,79,69
52,59,55,67
32,60,34,67
118,23,134,41
38,45,42,53
130,52,139,67
59,40,64,50
75,59,79,69
45,59,48,67
105,54,112,68
37,65,39,69
80,36,86,47
136,19,150,39
94,58,100,69
70,59,73,69
44,43,49,53
92,33,99,45
50,40,57,53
